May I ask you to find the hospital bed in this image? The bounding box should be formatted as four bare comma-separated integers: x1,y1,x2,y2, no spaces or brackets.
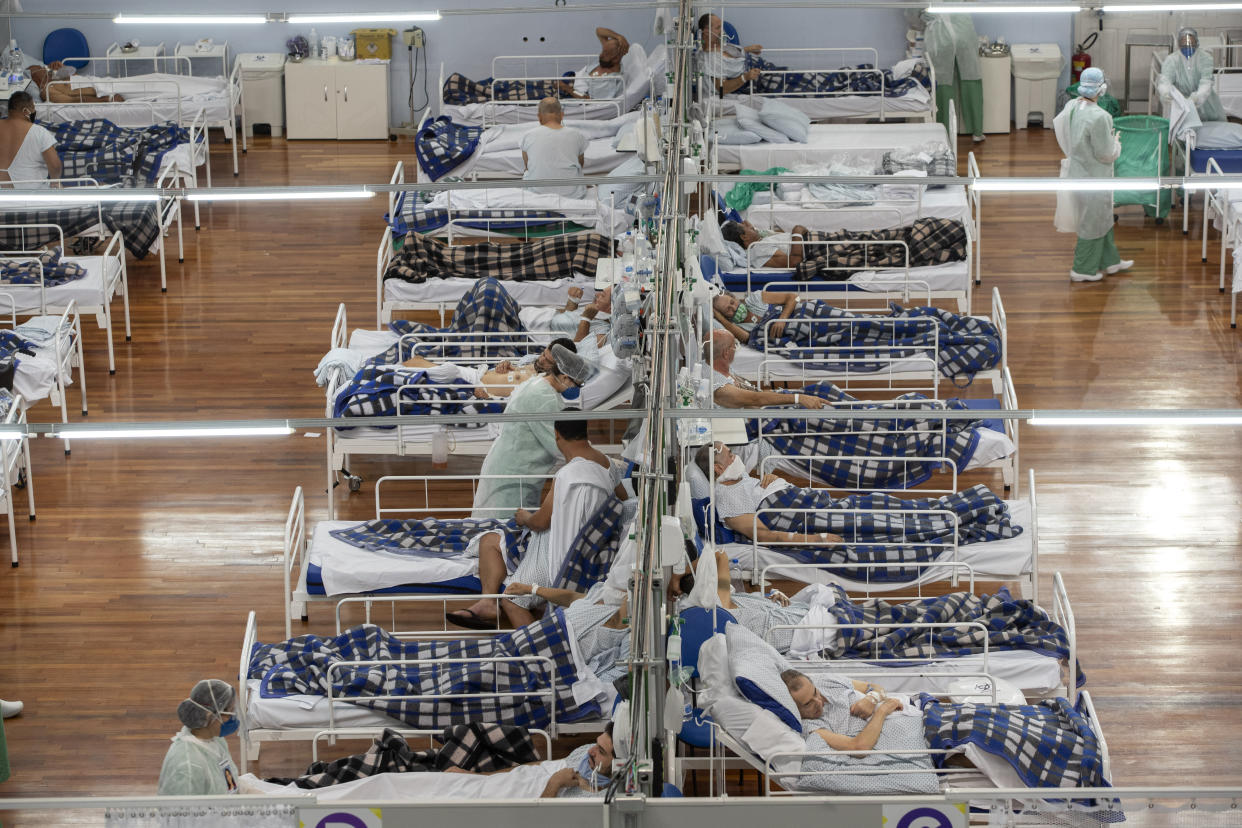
719,467,1038,603
0,294,87,437
238,609,608,772
376,226,599,326
384,161,632,244
0,392,36,567
705,48,936,124
438,44,666,127
1199,158,1242,326
0,225,130,375
41,48,246,177
322,304,634,515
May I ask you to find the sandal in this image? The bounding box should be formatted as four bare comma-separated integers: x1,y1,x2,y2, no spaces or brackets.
446,609,499,631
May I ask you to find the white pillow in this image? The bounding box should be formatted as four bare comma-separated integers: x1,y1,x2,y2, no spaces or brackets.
1194,121,1242,150
621,43,651,110
697,210,727,257
734,102,789,144
725,623,801,733
759,98,811,143
741,709,808,774
711,117,763,145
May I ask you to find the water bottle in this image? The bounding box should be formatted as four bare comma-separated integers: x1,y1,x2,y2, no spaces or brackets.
309,28,319,59
431,426,449,469
634,236,655,290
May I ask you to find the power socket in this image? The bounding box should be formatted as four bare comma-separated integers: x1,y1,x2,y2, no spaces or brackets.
401,27,425,48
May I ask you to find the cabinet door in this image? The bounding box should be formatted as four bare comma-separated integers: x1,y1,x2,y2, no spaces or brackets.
335,63,389,140
284,63,338,139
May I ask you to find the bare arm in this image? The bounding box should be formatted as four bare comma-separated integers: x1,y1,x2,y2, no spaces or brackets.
813,698,903,756
578,153,586,168
516,481,556,533
714,383,825,409
713,308,752,345
522,150,530,171
43,147,62,181
506,581,585,607
596,27,630,57
723,514,842,545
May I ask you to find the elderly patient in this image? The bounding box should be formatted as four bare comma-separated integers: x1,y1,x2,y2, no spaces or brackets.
704,329,826,410
521,97,589,199
28,63,125,103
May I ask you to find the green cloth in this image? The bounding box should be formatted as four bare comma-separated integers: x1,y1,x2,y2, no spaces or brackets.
1113,114,1172,219
1066,83,1121,118
725,167,788,212
0,715,8,783
471,375,565,519
1073,229,1120,275
1055,99,1121,240
936,77,984,137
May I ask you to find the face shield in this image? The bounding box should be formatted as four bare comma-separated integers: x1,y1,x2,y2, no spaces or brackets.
1178,28,1198,58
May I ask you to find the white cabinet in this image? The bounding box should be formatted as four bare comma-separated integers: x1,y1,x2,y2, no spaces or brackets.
980,54,1012,134
284,60,389,140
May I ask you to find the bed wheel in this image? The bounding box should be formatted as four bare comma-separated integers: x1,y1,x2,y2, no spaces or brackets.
161,287,167,293
109,369,116,376
178,257,184,264
301,614,309,623
1155,217,1164,226
1203,257,1208,263
64,449,71,456
1233,323,1238,329
15,471,26,490
125,336,132,342
347,474,363,493
10,561,16,568
81,410,88,417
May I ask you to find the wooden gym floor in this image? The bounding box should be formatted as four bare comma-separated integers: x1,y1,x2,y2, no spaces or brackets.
0,124,1239,813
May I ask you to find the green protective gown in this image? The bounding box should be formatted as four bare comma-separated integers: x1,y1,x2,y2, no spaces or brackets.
0,715,9,784
156,729,239,795
922,14,984,136
1159,49,1225,123
1055,98,1121,240
471,375,565,519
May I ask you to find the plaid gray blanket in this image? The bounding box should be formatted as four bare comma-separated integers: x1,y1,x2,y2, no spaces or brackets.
0,246,87,287
249,609,600,730
380,277,534,362
442,72,563,105
793,218,967,281
881,148,955,179
916,695,1111,789
753,383,988,490
266,724,542,789
387,189,571,236
0,202,161,259
750,302,1001,383
331,365,504,424
384,232,613,285
756,483,1019,582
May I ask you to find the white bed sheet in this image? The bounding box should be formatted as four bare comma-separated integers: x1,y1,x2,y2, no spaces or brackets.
241,758,579,800
41,96,232,127
803,650,1062,696
744,186,969,234
728,497,1032,589
385,275,595,307
245,678,410,731
724,260,969,295
715,91,931,123
715,122,950,172
459,137,633,179
309,519,479,596
444,98,622,126
3,254,120,314
14,338,72,408
730,344,936,381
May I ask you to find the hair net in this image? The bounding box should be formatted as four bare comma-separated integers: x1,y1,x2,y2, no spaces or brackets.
177,679,235,729
550,344,591,385
1078,67,1106,98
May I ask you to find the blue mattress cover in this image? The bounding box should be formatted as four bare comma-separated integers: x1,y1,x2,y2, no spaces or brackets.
305,562,481,596
1191,147,1242,174
959,396,1003,433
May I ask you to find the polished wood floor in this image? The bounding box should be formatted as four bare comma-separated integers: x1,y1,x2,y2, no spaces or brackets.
0,125,1240,812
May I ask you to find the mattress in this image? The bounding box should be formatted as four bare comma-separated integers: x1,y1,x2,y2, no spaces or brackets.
3,254,122,314
802,650,1061,696
726,497,1033,590
730,343,937,381
458,137,632,179
743,186,970,234
715,90,932,123
41,97,232,128
244,678,412,731
335,421,501,444
307,518,481,596
385,275,596,307
719,260,969,295
714,121,949,172
443,98,623,126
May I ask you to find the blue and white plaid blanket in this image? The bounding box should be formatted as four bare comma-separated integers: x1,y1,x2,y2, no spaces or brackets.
387,190,571,236
442,72,563,106
415,116,485,181
752,384,987,490
0,246,87,287
332,365,504,424
0,330,36,358
42,118,192,184
750,303,1001,385
744,56,931,98
916,695,1112,790
379,277,534,363
249,610,600,729
755,483,1019,583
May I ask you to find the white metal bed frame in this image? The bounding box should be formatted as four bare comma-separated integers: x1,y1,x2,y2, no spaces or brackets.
0,224,130,375
1198,158,1242,327
49,51,246,177
703,47,937,124
0,293,86,447
0,391,36,567
440,53,626,127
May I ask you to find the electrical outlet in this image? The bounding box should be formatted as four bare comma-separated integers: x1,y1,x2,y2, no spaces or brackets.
402,27,425,48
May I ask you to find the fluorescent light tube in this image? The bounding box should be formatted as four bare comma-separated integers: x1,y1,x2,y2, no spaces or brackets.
971,178,1161,191
1029,416,1242,426
0,431,23,441
926,4,1081,12
185,190,374,202
287,12,441,24
1181,180,1242,190
0,192,160,203
1102,3,1242,11
114,14,266,24
58,426,295,439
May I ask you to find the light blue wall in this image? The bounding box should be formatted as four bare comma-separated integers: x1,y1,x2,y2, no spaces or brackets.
12,2,1075,129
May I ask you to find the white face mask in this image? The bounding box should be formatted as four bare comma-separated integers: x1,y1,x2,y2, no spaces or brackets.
717,455,746,483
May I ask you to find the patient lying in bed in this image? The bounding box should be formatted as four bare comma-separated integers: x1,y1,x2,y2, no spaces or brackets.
29,64,124,103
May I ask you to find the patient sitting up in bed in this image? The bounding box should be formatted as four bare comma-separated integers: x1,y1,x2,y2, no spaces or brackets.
28,63,125,103
697,13,763,95
721,220,807,270
559,28,630,100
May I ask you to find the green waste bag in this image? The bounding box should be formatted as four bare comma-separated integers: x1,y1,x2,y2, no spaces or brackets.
1065,83,1122,118
1113,114,1171,220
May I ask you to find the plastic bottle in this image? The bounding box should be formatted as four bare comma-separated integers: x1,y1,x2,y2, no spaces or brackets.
309,28,319,59
634,236,655,290
431,426,449,469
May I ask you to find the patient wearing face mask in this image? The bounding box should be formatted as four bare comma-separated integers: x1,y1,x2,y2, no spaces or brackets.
0,91,61,186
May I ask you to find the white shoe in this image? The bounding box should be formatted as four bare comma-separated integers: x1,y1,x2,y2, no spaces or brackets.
1070,269,1103,282
1105,259,1134,274
972,134,986,143
1,699,22,718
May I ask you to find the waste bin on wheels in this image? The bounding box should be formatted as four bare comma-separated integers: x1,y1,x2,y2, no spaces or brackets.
1113,114,1171,223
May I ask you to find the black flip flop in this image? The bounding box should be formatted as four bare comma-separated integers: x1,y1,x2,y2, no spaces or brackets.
446,609,499,631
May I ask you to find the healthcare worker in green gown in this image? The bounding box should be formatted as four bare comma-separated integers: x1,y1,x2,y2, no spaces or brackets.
470,343,591,519
920,11,985,142
1053,68,1134,283
157,680,240,796
1157,27,1225,123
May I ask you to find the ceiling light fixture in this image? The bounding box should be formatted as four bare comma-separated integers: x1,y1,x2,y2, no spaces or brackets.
57,426,295,439
114,14,267,24
287,12,441,24
185,190,375,202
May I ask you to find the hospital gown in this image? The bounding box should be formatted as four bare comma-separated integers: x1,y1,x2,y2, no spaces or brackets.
1160,50,1225,123
157,728,239,795
471,375,565,519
